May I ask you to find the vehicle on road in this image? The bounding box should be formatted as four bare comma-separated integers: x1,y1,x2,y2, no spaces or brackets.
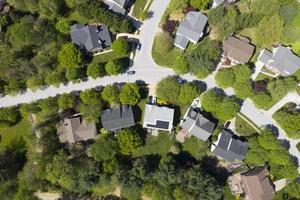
127,71,135,75
136,43,142,51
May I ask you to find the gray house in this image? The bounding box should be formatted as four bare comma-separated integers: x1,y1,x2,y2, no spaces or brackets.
174,11,208,50
71,24,112,53
57,117,97,143
257,45,300,76
101,105,135,131
211,129,248,162
102,0,128,15
143,104,174,132
181,107,215,141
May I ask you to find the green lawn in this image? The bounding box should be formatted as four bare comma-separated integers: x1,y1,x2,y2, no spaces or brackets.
133,0,148,19
297,142,300,152
235,114,259,136
0,116,31,152
182,136,209,159
151,35,181,67
255,73,273,81
92,51,129,64
133,132,175,157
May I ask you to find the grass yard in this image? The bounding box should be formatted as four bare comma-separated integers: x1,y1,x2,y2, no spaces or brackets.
133,132,175,157
235,114,259,136
0,116,31,152
297,142,300,152
152,36,181,67
182,136,209,160
133,0,148,19
255,73,273,81
93,51,129,64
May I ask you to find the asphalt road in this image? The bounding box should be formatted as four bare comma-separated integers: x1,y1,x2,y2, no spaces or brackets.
0,0,299,171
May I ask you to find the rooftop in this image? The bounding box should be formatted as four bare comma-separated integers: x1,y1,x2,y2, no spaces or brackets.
223,35,255,63
212,129,248,162
101,105,135,131
57,117,97,143
143,104,174,132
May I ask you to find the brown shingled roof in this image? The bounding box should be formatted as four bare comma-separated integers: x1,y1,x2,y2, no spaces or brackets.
241,167,275,200
223,36,255,63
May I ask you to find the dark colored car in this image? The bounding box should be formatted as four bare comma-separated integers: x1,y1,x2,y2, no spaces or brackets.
136,43,142,51
127,71,135,75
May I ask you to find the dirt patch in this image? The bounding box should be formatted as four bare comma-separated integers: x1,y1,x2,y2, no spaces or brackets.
148,84,157,97
169,10,184,21
141,195,152,200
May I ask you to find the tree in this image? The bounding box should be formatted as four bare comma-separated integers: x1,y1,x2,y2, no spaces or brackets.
58,43,83,68
105,60,123,75
112,38,129,56
179,83,200,104
189,0,212,10
273,109,300,138
58,93,75,109
215,68,235,88
65,0,85,8
216,98,240,121
0,107,20,126
251,93,272,109
80,103,102,122
45,151,76,191
80,89,101,105
65,67,85,81
233,64,252,83
257,130,279,151
90,135,119,161
173,55,189,75
200,89,223,113
156,76,181,103
102,85,120,104
117,128,142,155
87,62,106,79
55,18,71,35
45,70,66,87
26,76,44,91
38,0,64,19
119,83,141,105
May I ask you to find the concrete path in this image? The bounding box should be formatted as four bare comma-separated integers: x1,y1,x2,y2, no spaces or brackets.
251,60,264,80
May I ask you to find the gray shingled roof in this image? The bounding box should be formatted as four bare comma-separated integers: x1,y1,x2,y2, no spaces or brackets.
181,108,215,141
101,105,135,131
258,46,300,75
174,11,208,49
102,0,127,14
71,24,112,52
212,130,248,162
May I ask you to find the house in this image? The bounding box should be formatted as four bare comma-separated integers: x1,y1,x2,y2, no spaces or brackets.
257,45,300,76
101,105,135,131
241,167,275,200
180,107,215,141
222,35,255,64
211,129,248,162
102,0,128,15
71,24,112,53
174,11,208,50
143,104,174,132
57,117,97,143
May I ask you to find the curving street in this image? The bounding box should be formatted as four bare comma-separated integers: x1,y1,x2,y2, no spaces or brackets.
0,0,299,171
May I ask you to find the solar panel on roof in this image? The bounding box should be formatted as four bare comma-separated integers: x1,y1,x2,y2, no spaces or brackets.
147,120,170,130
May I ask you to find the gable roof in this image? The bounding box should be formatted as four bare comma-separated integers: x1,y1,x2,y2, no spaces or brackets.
174,11,208,49
101,105,135,131
143,104,174,131
223,36,255,63
181,107,215,141
241,167,275,200
71,24,112,52
212,129,248,162
259,46,300,75
57,117,97,143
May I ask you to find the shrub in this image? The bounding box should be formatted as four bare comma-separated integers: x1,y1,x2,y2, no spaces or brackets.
112,38,129,56
162,20,177,33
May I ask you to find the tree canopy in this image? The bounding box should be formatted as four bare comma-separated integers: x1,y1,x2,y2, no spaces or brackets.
156,76,181,103
112,38,129,56
101,85,120,104
117,128,142,155
58,43,83,68
119,83,141,105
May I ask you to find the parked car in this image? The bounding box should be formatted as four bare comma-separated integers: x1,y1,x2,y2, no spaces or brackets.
224,121,231,128
148,96,157,105
136,43,142,51
127,71,135,75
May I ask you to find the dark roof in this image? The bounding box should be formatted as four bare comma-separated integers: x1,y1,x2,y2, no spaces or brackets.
101,105,135,131
71,24,112,52
212,129,248,162
241,167,275,200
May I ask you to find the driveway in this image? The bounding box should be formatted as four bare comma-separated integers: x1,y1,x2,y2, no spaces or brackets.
250,60,264,80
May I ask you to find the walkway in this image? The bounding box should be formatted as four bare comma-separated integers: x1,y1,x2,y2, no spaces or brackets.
266,91,300,115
